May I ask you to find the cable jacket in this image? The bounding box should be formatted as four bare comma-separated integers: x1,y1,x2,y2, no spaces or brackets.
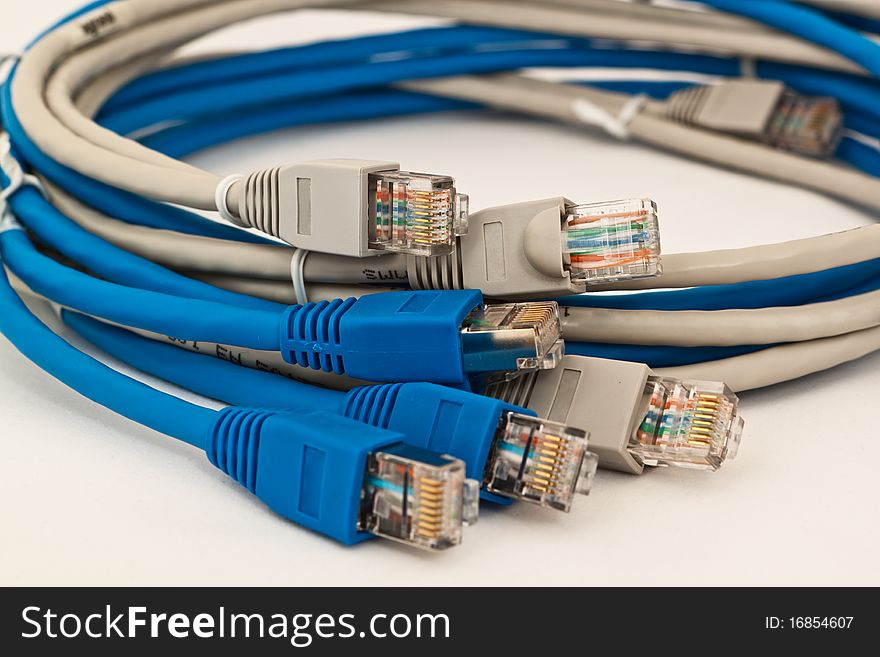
0,241,217,448
64,310,345,411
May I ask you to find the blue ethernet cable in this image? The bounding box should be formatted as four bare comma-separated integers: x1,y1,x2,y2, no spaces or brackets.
62,310,595,511
846,109,880,140
820,10,880,36
139,89,475,158
101,26,563,113
0,81,272,244
0,171,285,313
0,246,471,548
565,341,768,369
838,137,880,178
63,309,347,412
700,0,880,79
59,263,769,369
556,259,880,311
88,28,880,133
0,237,215,446
0,228,282,349
274,290,564,384
0,229,558,384
114,52,880,181
97,48,652,135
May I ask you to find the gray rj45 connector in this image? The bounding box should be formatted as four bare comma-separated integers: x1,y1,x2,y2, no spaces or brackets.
408,196,661,299
231,159,468,258
486,355,743,473
667,80,843,157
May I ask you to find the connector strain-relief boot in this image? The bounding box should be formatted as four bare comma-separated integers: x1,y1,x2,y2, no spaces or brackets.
206,407,278,493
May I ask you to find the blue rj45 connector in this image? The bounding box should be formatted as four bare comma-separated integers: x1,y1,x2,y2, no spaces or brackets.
278,290,564,384
206,408,478,549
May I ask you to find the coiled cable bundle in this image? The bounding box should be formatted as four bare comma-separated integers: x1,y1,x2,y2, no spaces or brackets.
1,0,879,549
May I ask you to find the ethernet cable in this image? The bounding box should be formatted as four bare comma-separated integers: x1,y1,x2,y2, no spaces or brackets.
1,230,566,384
0,245,478,550
63,310,598,512
49,77,880,308
655,324,880,392
43,148,880,306
73,314,760,387
275,290,565,384
43,179,410,285
0,227,286,349
10,0,474,258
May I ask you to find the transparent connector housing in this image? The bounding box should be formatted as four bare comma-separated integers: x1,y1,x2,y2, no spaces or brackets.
562,198,661,284
630,377,743,471
360,443,478,550
369,170,468,257
483,412,597,512
460,301,564,376
766,93,842,158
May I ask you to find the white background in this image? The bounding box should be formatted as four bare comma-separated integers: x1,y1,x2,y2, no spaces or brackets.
2,1,879,586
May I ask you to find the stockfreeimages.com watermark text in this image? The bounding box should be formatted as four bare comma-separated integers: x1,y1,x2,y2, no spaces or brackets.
21,606,450,647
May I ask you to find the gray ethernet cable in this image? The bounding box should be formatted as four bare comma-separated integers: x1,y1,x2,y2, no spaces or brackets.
223,159,469,258
486,355,743,474
665,80,843,158
408,196,662,298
